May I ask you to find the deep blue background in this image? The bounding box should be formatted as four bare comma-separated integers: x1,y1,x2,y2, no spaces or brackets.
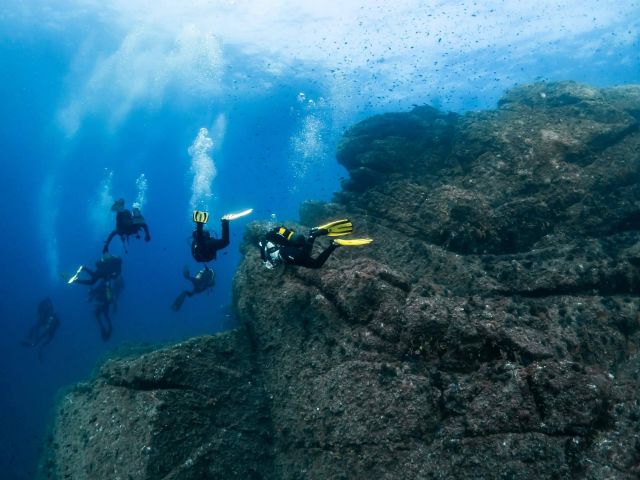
0,31,350,479
0,7,638,479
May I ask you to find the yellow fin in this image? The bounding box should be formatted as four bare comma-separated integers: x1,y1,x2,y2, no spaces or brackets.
334,238,373,246
193,211,209,224
316,219,353,237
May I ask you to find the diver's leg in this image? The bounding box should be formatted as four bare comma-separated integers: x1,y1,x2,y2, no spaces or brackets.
304,243,338,269
103,310,112,340
97,308,111,341
171,292,188,311
103,230,117,254
302,234,317,258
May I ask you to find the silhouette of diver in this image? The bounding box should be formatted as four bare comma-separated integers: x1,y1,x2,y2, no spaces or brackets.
21,297,60,362
103,199,150,254
172,266,215,311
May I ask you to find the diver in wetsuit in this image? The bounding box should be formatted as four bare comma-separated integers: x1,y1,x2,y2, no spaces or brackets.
192,213,229,263
68,253,122,285
171,266,215,311
258,220,372,269
103,199,151,253
191,209,252,263
21,297,61,362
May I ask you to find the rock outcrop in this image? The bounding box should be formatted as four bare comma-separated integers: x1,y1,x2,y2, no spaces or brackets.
40,332,274,479
41,82,640,479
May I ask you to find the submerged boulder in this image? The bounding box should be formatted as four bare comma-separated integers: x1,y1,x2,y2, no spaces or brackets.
40,331,274,479
42,82,640,479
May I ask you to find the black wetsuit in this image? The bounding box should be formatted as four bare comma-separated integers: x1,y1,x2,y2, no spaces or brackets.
75,256,122,285
103,209,151,253
262,229,338,269
191,219,229,263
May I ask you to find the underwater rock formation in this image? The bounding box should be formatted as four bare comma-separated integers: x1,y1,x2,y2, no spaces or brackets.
40,332,274,479
42,81,640,479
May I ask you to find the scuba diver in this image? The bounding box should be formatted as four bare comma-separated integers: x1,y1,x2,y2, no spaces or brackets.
67,253,122,285
191,208,252,263
103,199,151,254
88,280,116,341
171,266,215,311
21,297,60,362
258,219,372,270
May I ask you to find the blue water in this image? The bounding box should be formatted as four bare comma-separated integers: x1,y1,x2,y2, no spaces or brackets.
0,2,638,478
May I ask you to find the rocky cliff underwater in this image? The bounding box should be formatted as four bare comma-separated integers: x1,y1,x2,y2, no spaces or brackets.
40,82,640,479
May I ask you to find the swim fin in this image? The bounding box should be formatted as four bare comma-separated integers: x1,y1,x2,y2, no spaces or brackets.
221,208,253,221
315,219,353,237
67,265,83,284
193,210,209,224
333,238,373,246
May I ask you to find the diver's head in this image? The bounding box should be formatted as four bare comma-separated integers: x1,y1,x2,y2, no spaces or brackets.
111,198,125,212
262,241,283,269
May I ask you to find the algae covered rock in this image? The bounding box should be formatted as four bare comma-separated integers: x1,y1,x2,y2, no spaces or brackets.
43,82,640,479
40,330,273,480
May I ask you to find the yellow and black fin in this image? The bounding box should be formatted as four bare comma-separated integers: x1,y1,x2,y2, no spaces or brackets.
334,238,373,247
193,210,209,224
316,219,353,237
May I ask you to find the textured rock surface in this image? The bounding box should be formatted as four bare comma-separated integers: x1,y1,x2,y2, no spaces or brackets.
39,331,274,479
42,82,640,479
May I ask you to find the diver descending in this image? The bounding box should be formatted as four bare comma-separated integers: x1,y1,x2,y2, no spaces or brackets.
103,198,151,254
258,219,372,269
20,297,61,362
171,266,216,311
67,253,122,285
191,208,252,263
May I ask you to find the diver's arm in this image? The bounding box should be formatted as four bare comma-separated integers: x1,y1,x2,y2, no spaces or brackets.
210,219,230,251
